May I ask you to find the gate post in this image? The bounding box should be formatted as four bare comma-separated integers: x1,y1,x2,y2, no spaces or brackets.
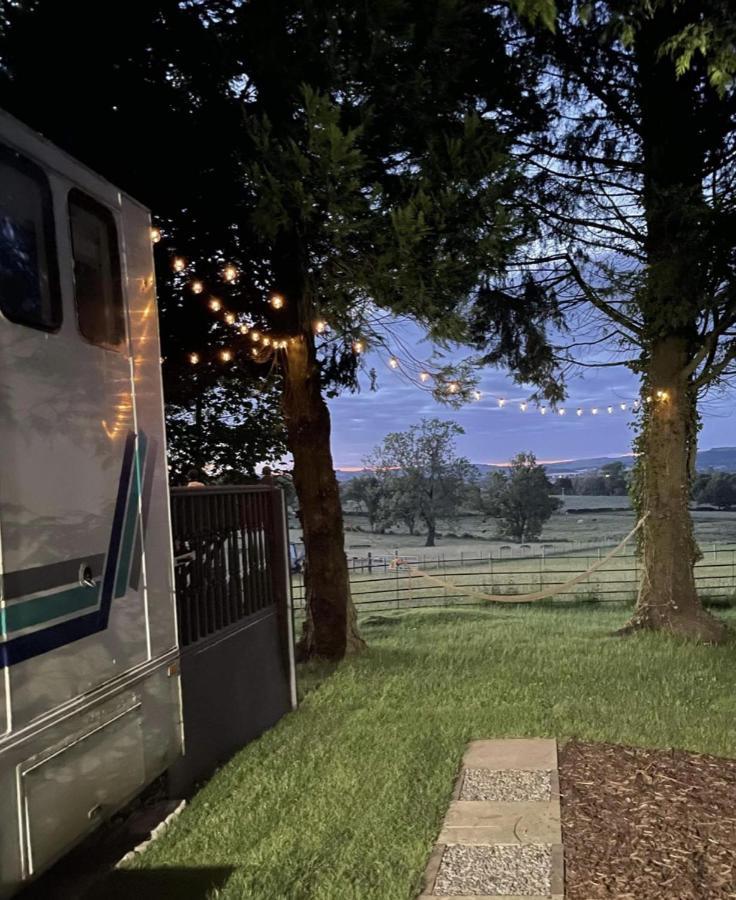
269,487,298,709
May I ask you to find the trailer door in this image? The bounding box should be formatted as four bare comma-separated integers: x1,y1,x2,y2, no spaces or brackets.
0,149,148,728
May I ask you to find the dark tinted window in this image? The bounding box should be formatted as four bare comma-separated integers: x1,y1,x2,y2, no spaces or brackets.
69,189,125,349
0,145,61,330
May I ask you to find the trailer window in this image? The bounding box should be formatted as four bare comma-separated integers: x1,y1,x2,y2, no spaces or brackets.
0,146,61,331
69,190,125,350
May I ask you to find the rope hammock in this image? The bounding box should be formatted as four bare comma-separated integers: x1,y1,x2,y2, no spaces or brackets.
398,514,648,605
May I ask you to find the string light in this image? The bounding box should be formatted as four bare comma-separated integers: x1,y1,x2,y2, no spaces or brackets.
448,382,459,394
315,320,327,334
577,408,583,416
220,349,232,363
520,402,528,412
209,298,222,312
269,293,285,310
251,347,259,357
540,406,547,415
240,325,249,335
263,337,271,347
591,407,599,415
150,227,162,244
250,330,260,342
224,312,235,325
607,406,613,414
420,371,430,382
223,265,238,283
389,357,399,369
173,257,187,273
353,339,364,354
620,402,627,411
645,396,653,403
498,398,506,408
473,390,482,401
189,352,200,365
559,408,566,415
191,280,204,294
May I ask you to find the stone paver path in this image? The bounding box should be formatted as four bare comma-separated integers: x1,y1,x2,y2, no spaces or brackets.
419,739,564,900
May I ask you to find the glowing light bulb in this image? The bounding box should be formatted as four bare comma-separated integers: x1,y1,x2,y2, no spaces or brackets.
607,406,613,414
173,256,186,273
592,407,598,415
620,402,627,411
353,340,364,354
191,280,204,294
220,349,232,363
419,371,430,382
520,402,528,412
498,398,506,408
240,325,249,335
645,396,652,403
540,406,547,415
559,407,566,416
251,347,258,357
389,357,399,369
269,293,285,310
189,352,200,365
473,390,482,401
660,391,669,401
223,265,238,283
315,320,327,334
577,408,583,416
150,227,162,244
225,312,236,325
448,382,459,394
262,337,271,347
209,298,222,312
250,330,260,342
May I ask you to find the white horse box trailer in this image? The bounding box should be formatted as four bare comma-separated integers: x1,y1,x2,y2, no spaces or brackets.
0,111,183,897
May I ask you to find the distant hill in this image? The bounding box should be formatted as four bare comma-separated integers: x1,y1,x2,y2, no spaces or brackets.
335,446,736,480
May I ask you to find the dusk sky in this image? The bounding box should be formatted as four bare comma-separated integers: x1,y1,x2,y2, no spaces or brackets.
327,320,735,468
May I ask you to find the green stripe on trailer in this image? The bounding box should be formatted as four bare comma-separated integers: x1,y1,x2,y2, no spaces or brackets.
1,584,99,636
114,431,148,599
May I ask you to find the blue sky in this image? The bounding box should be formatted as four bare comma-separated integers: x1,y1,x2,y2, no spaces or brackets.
327,322,735,468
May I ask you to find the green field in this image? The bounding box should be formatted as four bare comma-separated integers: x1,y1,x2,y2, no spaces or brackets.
120,605,736,900
287,497,736,561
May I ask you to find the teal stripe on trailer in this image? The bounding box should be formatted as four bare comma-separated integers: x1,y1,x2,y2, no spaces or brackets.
1,584,99,636
114,431,148,599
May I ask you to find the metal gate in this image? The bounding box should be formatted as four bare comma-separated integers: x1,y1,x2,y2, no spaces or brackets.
167,485,296,794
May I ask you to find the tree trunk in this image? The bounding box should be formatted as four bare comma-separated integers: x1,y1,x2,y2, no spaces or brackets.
620,12,728,644
425,519,436,547
621,336,727,643
282,333,365,660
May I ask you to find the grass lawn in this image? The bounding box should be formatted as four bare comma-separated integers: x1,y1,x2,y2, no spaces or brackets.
126,604,736,899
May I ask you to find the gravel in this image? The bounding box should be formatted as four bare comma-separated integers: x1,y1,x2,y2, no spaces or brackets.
433,843,552,896
460,768,553,802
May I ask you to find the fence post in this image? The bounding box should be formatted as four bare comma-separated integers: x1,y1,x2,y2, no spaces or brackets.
270,487,297,710
368,551,372,574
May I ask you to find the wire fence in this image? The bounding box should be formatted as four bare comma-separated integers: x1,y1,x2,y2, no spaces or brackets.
291,545,736,618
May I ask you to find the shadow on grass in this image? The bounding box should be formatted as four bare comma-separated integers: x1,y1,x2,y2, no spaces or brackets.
84,867,235,900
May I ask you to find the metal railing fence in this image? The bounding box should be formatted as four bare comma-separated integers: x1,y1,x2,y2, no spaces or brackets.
291,547,736,617
171,485,287,645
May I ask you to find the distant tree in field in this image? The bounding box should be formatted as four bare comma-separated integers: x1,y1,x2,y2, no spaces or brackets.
342,476,384,533
693,472,736,511
482,452,562,542
376,477,420,537
600,462,630,496
554,476,574,494
367,420,476,547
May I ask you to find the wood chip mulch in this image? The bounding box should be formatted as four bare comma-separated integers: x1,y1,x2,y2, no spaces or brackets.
559,740,736,899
